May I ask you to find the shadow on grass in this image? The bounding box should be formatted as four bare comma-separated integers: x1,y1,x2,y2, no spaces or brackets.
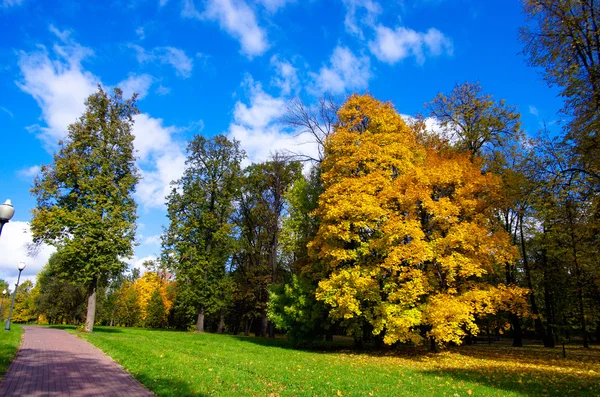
134,373,209,397
229,333,433,358
419,366,600,397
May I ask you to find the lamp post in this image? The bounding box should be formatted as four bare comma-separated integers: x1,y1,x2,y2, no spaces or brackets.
5,262,26,331
0,200,15,237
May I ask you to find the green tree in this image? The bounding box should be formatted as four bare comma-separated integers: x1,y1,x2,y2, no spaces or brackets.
35,252,87,325
145,287,168,328
233,155,302,337
30,86,140,332
426,82,521,160
163,134,244,332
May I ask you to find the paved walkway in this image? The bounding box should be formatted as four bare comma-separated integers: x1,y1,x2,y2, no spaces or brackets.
0,326,154,397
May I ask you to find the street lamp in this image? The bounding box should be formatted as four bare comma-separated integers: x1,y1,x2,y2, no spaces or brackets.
4,262,26,331
0,200,15,237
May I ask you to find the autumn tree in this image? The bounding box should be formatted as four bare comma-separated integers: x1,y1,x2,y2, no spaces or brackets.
114,280,141,327
521,0,600,183
427,82,533,346
427,82,521,160
30,86,139,332
11,281,38,324
311,94,525,348
163,135,244,332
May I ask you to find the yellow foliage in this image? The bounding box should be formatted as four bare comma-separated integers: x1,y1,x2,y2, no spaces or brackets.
133,272,174,321
311,94,522,346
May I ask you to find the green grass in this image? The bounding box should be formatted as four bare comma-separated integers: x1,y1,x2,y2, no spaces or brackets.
0,323,23,378
62,326,600,397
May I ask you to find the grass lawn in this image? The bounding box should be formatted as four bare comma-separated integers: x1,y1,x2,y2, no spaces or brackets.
61,326,600,397
0,323,23,379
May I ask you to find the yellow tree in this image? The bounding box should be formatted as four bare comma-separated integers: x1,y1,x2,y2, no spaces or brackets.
311,94,526,348
133,272,173,324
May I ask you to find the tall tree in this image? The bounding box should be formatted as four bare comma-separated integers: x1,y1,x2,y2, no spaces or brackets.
30,86,139,332
163,135,244,332
311,94,526,348
521,0,600,183
233,154,302,337
426,82,521,160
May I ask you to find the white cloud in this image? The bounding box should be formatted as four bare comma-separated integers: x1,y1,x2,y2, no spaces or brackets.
0,106,13,118
133,114,186,209
117,73,154,99
256,0,294,12
227,77,320,165
183,0,268,57
529,105,539,116
369,25,453,64
2,0,24,8
155,85,171,95
0,221,56,287
130,44,194,78
17,165,40,178
312,46,371,95
135,27,145,40
270,55,299,96
17,29,187,211
16,27,98,146
124,255,157,275
143,234,162,245
159,0,169,6
342,0,381,39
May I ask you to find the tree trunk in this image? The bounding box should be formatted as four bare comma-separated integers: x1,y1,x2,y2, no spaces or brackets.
510,312,523,347
505,262,523,347
540,229,556,347
217,313,225,334
519,215,546,341
84,275,98,332
197,306,205,333
244,318,252,336
268,321,275,338
325,329,334,342
259,312,268,337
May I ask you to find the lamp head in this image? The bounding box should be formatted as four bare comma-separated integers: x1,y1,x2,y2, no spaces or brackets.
0,200,15,222
18,262,26,271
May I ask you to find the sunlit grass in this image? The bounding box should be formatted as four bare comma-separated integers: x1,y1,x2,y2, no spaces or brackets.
0,323,23,378
68,326,600,396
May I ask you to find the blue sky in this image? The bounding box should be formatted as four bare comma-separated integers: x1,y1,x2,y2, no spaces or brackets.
0,0,563,286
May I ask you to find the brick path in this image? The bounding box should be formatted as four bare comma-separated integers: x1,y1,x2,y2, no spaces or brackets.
0,326,154,397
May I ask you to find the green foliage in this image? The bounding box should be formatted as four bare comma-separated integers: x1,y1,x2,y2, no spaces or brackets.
232,155,302,335
268,275,329,345
427,81,521,159
145,288,168,328
35,252,87,325
163,134,244,331
30,86,140,331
